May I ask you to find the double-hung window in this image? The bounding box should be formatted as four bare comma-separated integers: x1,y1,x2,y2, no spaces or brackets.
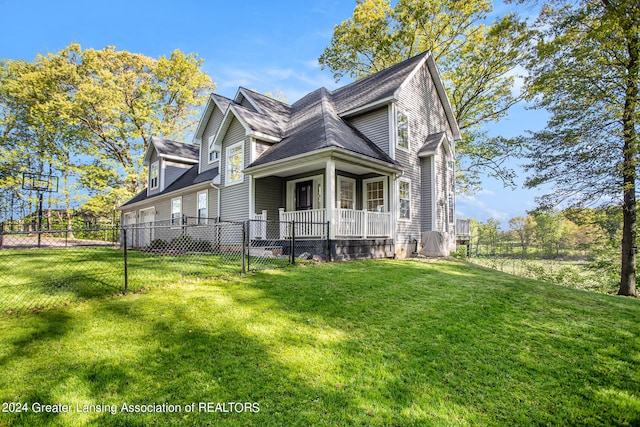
399,179,411,220
197,191,208,224
397,110,409,150
338,176,355,209
226,141,244,185
150,161,159,189
171,197,182,226
364,178,386,212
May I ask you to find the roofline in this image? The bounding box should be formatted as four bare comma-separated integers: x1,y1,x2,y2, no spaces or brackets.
235,87,265,114
142,138,198,166
339,96,396,118
117,179,217,211
423,55,462,141
192,93,234,143
244,146,402,178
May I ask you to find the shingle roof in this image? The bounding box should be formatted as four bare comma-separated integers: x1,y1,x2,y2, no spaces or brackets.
249,88,397,167
120,166,219,208
332,52,428,114
152,137,199,161
418,132,446,156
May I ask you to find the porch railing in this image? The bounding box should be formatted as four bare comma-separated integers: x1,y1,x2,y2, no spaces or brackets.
278,208,391,239
250,210,267,239
279,208,327,238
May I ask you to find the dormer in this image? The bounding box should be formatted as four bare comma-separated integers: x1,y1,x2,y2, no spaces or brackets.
143,137,199,196
193,94,234,174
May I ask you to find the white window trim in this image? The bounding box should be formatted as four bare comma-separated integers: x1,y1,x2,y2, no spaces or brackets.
396,109,410,152
197,190,208,225
171,197,182,226
208,135,220,165
398,178,411,221
225,141,245,186
363,177,388,212
150,161,159,190
337,176,356,210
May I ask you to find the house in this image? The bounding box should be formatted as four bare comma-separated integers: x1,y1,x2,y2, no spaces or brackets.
118,51,461,259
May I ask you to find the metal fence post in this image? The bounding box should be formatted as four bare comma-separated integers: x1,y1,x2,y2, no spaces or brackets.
123,228,129,294
0,222,4,249
326,221,331,262
242,221,247,274
291,220,296,266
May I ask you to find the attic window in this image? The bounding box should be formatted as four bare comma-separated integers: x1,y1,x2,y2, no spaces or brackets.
397,110,409,150
150,161,159,189
208,135,220,163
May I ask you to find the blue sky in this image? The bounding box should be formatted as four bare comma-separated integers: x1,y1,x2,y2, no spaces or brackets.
0,0,550,224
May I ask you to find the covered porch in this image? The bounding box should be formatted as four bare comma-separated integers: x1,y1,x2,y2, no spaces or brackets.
245,148,402,240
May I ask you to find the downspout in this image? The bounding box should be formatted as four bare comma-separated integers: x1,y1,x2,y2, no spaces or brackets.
210,180,221,221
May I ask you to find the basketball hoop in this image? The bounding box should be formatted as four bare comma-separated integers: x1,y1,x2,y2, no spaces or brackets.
21,172,59,248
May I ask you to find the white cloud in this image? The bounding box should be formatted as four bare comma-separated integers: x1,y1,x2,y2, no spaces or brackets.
457,194,510,223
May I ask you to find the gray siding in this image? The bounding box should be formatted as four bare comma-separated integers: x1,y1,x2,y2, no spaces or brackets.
254,139,273,160
394,61,456,244
239,95,257,112
200,107,225,172
220,117,250,221
420,157,433,232
255,176,284,220
164,161,191,189
347,106,390,155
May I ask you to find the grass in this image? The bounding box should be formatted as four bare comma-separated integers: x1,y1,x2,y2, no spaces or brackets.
0,259,639,426
469,256,619,294
0,248,243,312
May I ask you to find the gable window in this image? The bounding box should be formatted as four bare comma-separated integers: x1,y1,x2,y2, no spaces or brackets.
171,197,182,226
338,176,356,209
397,110,409,150
197,190,208,224
364,178,386,212
399,179,411,220
226,141,244,185
150,161,159,189
208,135,220,163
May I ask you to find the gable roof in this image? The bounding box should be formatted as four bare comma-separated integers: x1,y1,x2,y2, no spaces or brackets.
248,88,397,168
120,165,219,208
143,137,199,165
332,52,429,115
418,132,447,157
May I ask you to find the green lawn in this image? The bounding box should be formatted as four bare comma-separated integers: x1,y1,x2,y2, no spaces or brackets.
0,259,639,426
0,248,243,312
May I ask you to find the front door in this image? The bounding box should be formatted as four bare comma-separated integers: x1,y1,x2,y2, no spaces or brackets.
295,180,313,211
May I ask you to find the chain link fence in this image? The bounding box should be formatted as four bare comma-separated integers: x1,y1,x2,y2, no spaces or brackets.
1,219,330,314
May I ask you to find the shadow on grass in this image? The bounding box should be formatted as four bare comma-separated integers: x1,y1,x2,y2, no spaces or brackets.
1,259,639,426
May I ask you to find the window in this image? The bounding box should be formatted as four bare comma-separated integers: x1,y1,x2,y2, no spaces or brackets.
208,135,220,163
338,176,355,209
171,197,182,226
197,191,208,224
150,161,159,189
448,193,454,224
399,179,411,220
226,141,244,185
364,178,386,212
397,110,409,150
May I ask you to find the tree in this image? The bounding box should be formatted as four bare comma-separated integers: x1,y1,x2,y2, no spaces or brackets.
520,0,639,296
0,44,215,222
508,215,536,254
319,0,530,191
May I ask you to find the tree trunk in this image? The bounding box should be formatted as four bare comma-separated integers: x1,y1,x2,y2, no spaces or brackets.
618,8,638,297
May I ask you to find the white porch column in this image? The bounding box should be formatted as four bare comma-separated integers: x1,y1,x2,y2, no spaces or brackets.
325,159,336,239
389,174,398,245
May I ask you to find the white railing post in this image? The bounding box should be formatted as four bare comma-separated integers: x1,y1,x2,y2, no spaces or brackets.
363,210,369,239
279,208,286,239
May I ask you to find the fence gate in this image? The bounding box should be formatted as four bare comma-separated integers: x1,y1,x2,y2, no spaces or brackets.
246,219,330,271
